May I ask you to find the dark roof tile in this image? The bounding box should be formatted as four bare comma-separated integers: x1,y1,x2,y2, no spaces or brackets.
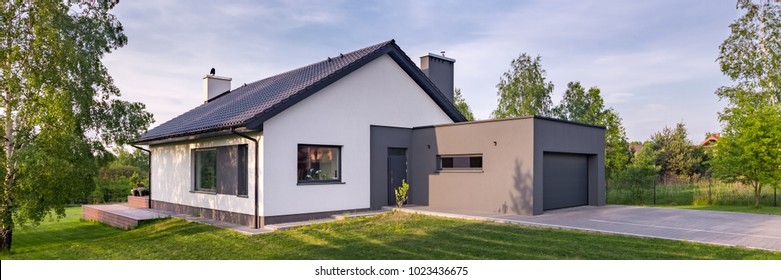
137,40,464,143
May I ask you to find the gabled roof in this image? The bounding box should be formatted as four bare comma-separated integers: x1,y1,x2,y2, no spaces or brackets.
137,40,466,144
699,133,720,147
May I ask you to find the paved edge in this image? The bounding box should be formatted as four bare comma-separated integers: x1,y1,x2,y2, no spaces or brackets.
385,206,779,252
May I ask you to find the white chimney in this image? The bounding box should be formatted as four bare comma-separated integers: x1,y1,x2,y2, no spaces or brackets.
203,73,232,102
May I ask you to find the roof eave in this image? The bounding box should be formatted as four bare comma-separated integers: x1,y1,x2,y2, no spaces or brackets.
134,126,259,146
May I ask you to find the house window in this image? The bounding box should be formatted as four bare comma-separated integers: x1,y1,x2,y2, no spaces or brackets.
297,145,341,183
194,149,217,191
192,145,248,196
438,155,483,170
237,145,248,196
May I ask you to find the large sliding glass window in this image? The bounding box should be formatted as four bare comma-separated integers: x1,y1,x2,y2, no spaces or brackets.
194,149,217,191
297,145,341,183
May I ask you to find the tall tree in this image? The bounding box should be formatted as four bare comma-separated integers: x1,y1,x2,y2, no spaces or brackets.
492,53,554,118
453,88,475,121
553,82,630,180
645,123,696,179
611,140,660,204
553,82,604,124
0,0,153,251
710,87,781,207
711,0,781,207
718,0,780,103
602,109,630,181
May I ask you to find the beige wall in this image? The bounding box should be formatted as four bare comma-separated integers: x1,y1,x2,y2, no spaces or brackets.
410,117,606,215
411,118,536,215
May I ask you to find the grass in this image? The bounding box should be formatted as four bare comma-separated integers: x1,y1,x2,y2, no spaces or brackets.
608,179,781,216
1,207,779,260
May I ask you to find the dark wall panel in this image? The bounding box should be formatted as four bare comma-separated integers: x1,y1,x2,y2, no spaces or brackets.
370,126,412,209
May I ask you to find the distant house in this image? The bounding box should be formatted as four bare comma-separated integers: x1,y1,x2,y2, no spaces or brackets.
629,143,644,155
134,40,606,228
699,133,720,148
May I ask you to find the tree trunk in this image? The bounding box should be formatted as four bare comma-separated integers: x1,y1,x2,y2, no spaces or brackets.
2,68,15,252
758,0,777,105
754,181,762,208
0,202,11,252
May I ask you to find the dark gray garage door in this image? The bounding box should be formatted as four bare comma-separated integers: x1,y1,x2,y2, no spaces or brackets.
543,153,588,210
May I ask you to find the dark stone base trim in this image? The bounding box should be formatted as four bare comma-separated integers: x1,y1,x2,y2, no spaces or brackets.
263,208,370,225
152,200,372,228
152,200,257,228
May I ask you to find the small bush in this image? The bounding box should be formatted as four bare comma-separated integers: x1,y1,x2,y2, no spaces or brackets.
395,179,409,208
611,146,659,204
90,177,130,204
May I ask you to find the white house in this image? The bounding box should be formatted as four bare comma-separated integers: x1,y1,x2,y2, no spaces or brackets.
135,40,606,229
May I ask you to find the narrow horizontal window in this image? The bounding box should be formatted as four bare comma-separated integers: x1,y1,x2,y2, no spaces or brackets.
297,145,341,183
438,155,482,170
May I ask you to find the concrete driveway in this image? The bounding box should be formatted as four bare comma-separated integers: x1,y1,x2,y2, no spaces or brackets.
397,205,781,251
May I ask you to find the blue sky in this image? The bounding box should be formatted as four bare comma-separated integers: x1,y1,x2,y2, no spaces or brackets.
103,0,742,142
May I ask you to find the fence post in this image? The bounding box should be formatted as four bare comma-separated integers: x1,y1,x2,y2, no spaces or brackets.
775,188,777,207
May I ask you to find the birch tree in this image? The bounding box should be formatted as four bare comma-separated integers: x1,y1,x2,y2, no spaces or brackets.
0,0,153,251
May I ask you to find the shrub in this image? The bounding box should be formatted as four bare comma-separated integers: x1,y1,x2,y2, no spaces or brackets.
395,179,409,208
611,145,660,204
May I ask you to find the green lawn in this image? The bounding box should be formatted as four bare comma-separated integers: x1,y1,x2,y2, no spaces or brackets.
1,207,779,260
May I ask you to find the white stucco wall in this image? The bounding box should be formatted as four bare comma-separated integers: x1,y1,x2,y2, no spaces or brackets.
262,54,454,216
150,132,262,215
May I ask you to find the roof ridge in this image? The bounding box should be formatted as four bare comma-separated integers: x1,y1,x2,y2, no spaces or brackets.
241,39,395,91
136,39,466,144
240,40,397,126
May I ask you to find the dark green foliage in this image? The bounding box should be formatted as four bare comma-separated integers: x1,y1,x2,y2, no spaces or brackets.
108,147,149,173
492,53,554,118
553,82,630,180
453,88,475,121
90,178,130,204
643,122,699,180
611,143,660,204
553,82,604,124
2,207,779,260
98,165,142,181
690,147,711,176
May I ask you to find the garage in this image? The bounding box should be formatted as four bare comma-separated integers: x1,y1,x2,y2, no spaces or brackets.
543,152,589,211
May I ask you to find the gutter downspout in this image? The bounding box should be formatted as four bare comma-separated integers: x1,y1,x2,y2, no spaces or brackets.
231,128,261,229
131,144,152,209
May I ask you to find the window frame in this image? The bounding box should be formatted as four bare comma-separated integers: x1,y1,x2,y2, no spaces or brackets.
192,148,218,193
437,154,484,172
236,144,249,197
297,144,343,185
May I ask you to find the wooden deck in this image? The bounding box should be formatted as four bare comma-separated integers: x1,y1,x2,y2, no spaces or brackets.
82,203,169,230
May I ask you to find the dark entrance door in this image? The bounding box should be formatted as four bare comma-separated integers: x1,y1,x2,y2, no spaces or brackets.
543,152,589,211
387,148,408,206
